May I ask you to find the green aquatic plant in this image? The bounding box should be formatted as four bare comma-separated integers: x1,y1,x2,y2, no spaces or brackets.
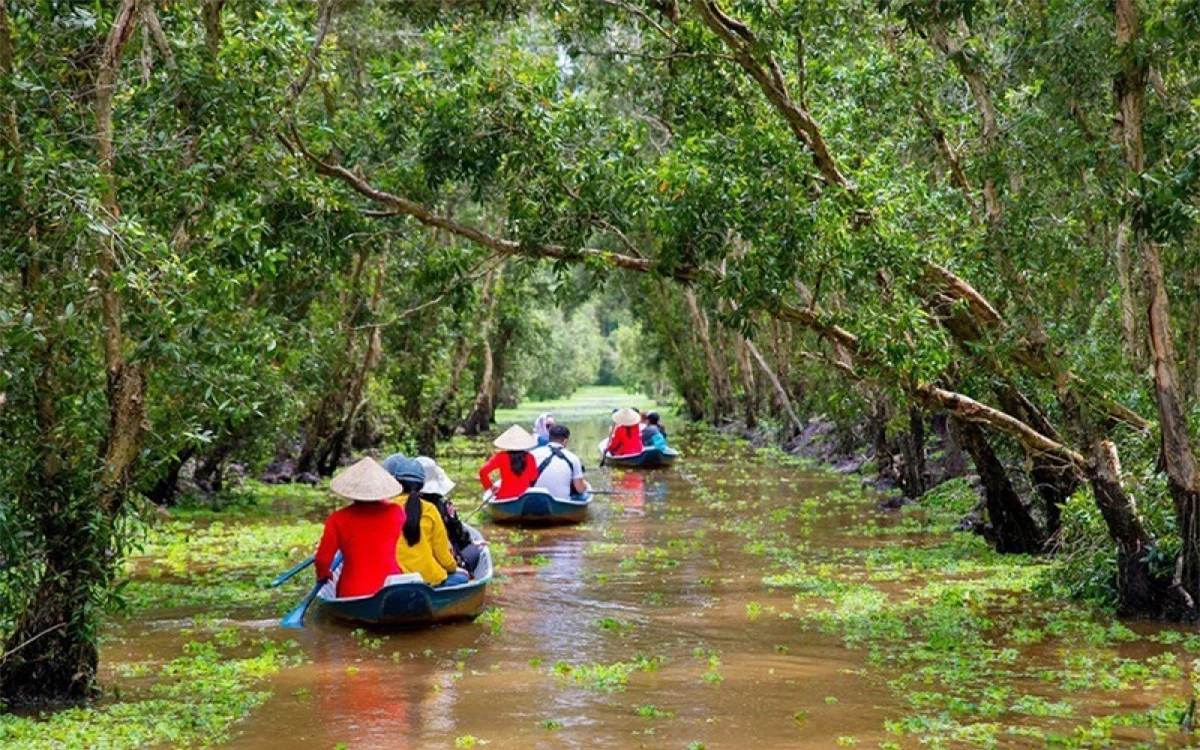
477,606,504,635
633,704,675,719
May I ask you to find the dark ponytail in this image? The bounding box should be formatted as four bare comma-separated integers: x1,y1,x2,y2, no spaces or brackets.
402,486,423,546
508,450,528,475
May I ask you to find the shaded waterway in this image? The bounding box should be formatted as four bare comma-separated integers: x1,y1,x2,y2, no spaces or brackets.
220,415,898,749
94,390,1200,749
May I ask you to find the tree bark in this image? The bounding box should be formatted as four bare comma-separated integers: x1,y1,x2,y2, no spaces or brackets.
683,288,735,422
2,0,145,706
201,0,225,55
953,418,1046,554
1085,440,1168,617
746,338,803,437
899,406,928,499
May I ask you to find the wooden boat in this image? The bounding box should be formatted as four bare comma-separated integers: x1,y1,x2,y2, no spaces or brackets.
484,487,592,525
314,526,493,627
598,439,679,469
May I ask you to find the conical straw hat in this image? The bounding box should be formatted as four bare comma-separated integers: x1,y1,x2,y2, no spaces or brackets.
329,457,403,501
493,424,537,451
612,407,642,427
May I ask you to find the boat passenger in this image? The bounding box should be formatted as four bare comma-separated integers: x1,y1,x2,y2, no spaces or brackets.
479,424,539,500
383,454,469,588
531,424,589,499
533,412,556,447
644,411,668,441
416,455,482,574
641,411,669,451
605,407,644,457
314,457,407,598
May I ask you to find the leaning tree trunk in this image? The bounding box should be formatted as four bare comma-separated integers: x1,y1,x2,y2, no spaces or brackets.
1086,440,1170,617
953,418,1046,554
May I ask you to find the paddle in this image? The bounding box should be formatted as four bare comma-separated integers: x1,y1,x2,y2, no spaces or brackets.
269,556,313,588
280,552,341,629
465,486,497,520
280,581,323,630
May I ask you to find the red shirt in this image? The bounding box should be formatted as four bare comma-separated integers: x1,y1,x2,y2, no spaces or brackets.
315,502,407,598
479,450,538,500
607,425,644,457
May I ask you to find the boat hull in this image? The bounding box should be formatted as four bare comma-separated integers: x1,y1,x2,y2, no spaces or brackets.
316,526,492,627
598,439,679,469
486,489,591,526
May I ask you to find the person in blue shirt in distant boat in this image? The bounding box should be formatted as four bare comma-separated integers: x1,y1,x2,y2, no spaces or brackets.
641,411,669,451
531,424,590,500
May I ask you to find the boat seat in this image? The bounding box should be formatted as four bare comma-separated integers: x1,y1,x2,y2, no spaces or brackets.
383,573,426,587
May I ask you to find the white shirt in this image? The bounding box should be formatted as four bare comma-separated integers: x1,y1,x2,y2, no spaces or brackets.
531,442,585,499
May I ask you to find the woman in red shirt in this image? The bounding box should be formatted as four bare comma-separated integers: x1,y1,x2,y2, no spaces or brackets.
314,457,407,598
479,424,539,500
604,407,644,457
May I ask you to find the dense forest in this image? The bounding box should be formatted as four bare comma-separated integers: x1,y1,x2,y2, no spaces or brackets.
4,0,1200,715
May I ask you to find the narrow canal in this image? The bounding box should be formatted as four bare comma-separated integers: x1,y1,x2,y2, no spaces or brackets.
100,390,1200,749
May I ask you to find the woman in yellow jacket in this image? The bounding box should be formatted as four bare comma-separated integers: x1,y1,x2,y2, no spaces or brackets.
383,454,469,587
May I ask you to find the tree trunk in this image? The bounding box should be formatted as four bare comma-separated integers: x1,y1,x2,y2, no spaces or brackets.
0,503,114,705
866,395,894,484
746,338,803,438
1085,440,1170,617
995,386,1080,537
953,418,1046,554
1,0,145,705
325,253,388,471
899,406,928,498
934,412,969,479
734,336,759,429
461,338,495,436
201,0,224,55
683,288,735,422
1143,239,1200,617
145,446,194,505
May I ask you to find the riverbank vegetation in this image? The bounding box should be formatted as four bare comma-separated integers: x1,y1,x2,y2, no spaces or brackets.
4,0,1200,727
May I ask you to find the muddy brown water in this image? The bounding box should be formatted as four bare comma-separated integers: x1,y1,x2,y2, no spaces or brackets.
210,417,896,749
104,413,1198,748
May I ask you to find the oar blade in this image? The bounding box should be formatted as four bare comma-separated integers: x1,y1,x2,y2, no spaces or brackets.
280,583,321,629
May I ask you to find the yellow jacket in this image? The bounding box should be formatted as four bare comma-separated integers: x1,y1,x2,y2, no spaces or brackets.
396,501,457,585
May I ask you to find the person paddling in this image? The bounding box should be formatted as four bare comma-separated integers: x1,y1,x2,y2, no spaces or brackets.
479,424,539,500
383,454,469,587
314,457,407,598
604,407,644,458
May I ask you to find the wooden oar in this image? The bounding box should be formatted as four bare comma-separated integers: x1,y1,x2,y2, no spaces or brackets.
269,556,313,588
